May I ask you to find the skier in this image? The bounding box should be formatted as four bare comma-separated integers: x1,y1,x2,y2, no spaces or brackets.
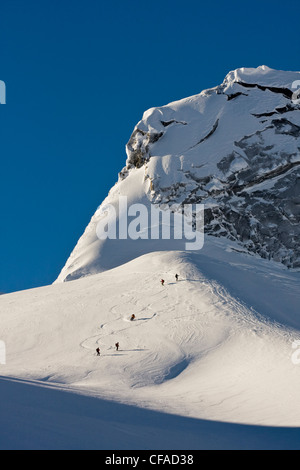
161,279,165,286
115,342,119,351
130,314,136,321
175,274,179,282
96,347,100,356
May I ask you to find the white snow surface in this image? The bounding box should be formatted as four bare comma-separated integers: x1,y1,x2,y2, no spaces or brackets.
1,239,300,449
1,66,300,449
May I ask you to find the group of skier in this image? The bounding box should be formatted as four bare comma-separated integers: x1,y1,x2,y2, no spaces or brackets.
161,274,179,286
96,273,180,356
96,341,119,356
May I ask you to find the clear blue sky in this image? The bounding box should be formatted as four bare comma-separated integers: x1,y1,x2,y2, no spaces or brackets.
0,0,299,293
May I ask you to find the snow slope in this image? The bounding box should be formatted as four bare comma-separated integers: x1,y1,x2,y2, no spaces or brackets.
1,377,300,450
1,240,300,448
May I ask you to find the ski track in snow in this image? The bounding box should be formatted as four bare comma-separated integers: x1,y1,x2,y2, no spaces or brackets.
79,267,285,398
1,250,300,431
80,280,161,353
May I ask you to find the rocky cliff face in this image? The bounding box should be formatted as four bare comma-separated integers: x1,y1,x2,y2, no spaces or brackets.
57,66,300,283
120,66,300,269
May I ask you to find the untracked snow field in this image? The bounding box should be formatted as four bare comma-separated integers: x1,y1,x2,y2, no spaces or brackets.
1,240,300,449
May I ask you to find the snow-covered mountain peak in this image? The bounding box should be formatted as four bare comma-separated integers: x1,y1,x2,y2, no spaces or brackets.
57,66,300,283
223,65,298,88
2,67,300,449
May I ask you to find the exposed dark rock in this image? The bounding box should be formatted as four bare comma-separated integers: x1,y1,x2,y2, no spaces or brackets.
126,129,164,169
191,119,219,149
235,81,293,99
252,111,278,118
253,103,299,118
271,118,300,137
124,73,300,269
161,120,187,127
227,92,248,101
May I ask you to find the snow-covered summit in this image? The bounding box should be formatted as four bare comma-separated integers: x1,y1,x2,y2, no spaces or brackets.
57,66,300,283
223,65,300,89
